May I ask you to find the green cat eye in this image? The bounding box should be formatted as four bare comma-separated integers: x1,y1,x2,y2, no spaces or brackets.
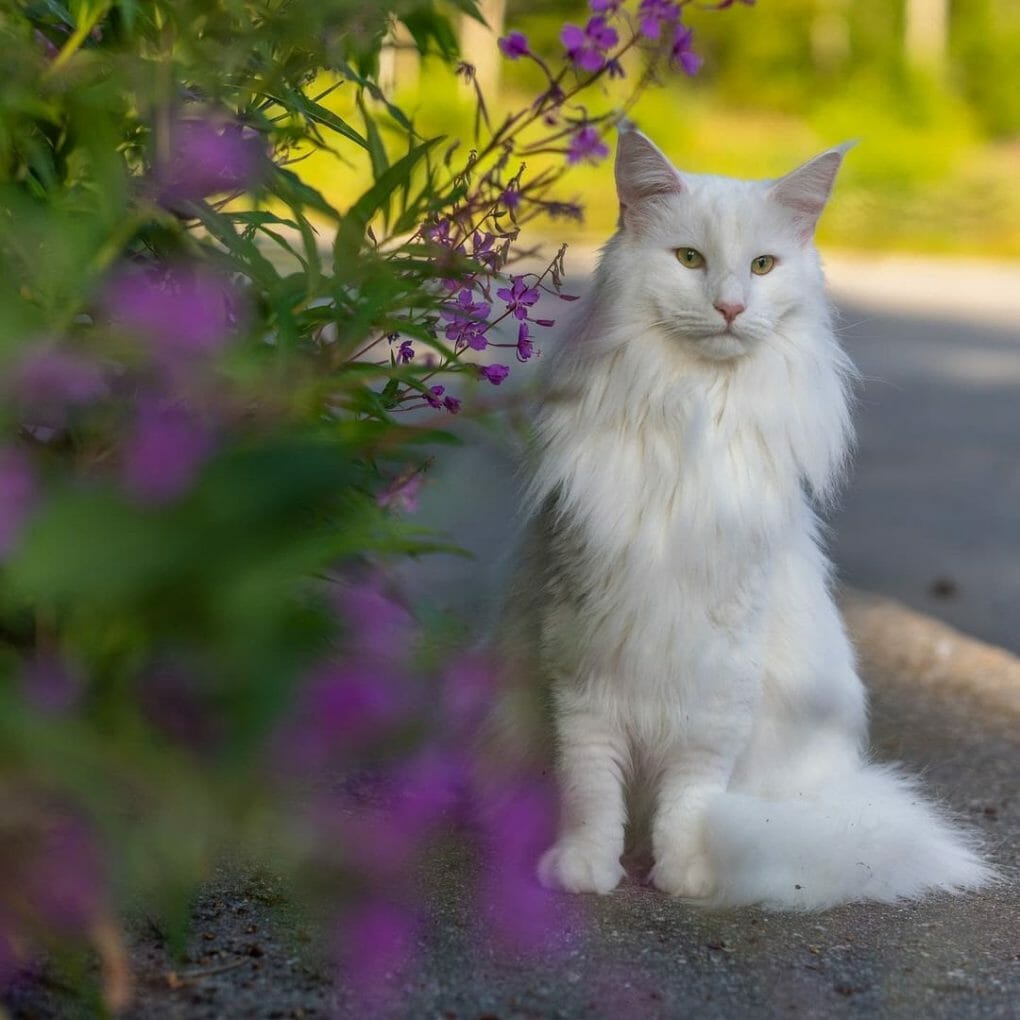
676,247,705,269
751,255,775,276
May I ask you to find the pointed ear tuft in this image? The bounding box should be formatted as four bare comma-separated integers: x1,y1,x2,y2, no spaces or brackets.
769,142,854,238
615,129,685,216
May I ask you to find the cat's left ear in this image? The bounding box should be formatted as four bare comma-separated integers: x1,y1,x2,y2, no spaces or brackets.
768,142,854,240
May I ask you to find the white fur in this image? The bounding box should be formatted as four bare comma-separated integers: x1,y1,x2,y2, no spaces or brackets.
502,131,992,910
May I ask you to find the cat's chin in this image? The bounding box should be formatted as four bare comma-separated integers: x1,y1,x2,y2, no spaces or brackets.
692,331,754,362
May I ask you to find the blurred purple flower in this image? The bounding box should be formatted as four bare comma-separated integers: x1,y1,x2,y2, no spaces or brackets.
496,276,540,320
475,780,567,952
441,653,497,736
277,664,410,775
338,576,415,664
13,347,107,429
500,187,521,214
377,471,423,514
566,125,609,165
443,394,461,414
389,749,467,836
516,322,535,363
670,24,703,75
561,17,619,73
425,384,446,409
140,657,223,752
156,118,267,205
396,339,415,364
440,289,491,350
423,219,453,246
498,31,530,60
121,400,213,504
0,447,36,560
590,0,622,12
479,364,510,386
471,231,500,270
106,266,241,361
638,0,681,40
27,818,104,934
21,650,82,715
335,899,417,1004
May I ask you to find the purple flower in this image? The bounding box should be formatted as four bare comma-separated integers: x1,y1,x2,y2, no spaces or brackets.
277,664,410,774
13,347,107,428
472,231,500,270
638,0,681,40
496,276,541,321
338,575,415,664
425,384,446,409
590,0,622,12
335,900,417,1004
106,266,240,361
443,394,461,414
121,400,213,504
0,446,36,559
500,187,521,214
475,780,568,952
377,472,422,513
671,24,703,75
423,219,453,246
396,340,415,364
27,818,104,934
156,118,267,205
566,125,610,165
498,31,530,60
21,650,82,715
440,288,491,350
516,322,535,363
479,364,510,386
561,17,619,73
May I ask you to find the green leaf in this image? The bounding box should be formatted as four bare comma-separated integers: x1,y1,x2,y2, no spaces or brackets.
334,137,441,265
261,86,368,150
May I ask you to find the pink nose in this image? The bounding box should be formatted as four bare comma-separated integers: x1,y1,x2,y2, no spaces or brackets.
714,300,746,325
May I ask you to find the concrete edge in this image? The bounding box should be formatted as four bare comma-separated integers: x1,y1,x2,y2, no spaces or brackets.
840,587,1020,723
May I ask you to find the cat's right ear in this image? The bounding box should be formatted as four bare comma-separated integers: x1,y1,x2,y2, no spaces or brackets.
614,129,685,226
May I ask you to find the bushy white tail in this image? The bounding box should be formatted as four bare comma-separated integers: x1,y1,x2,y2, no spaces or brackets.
702,764,994,910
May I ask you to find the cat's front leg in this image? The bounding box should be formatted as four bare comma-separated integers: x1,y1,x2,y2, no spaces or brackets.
537,702,628,895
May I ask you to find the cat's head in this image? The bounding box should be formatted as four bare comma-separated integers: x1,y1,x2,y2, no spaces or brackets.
611,129,850,361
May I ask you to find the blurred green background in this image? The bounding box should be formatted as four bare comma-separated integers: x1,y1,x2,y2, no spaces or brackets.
301,0,1020,256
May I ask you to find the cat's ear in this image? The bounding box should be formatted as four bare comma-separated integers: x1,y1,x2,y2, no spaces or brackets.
768,143,854,239
615,129,685,223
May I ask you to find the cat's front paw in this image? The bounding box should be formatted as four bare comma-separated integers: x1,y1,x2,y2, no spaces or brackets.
650,851,716,899
537,838,624,895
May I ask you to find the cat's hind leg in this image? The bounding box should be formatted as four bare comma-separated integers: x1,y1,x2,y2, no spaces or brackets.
537,694,629,895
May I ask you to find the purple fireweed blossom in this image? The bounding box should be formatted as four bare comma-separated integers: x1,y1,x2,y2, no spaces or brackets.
516,322,535,362
500,186,521,214
396,340,414,364
21,650,82,715
156,118,267,205
425,384,446,409
566,125,610,165
13,347,107,428
443,394,461,414
590,0,622,12
27,818,104,934
440,289,491,350
561,17,619,73
471,231,500,270
498,31,530,60
638,0,681,40
423,219,453,246
121,400,213,504
106,266,240,361
479,364,510,386
475,780,568,952
496,276,541,321
335,899,417,1007
671,24,702,75
0,446,36,559
277,664,411,775
337,575,415,665
377,472,422,513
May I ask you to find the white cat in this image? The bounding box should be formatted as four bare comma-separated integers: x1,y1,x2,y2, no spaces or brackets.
498,129,992,910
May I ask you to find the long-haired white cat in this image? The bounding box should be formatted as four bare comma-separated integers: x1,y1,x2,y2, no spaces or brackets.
499,129,991,910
